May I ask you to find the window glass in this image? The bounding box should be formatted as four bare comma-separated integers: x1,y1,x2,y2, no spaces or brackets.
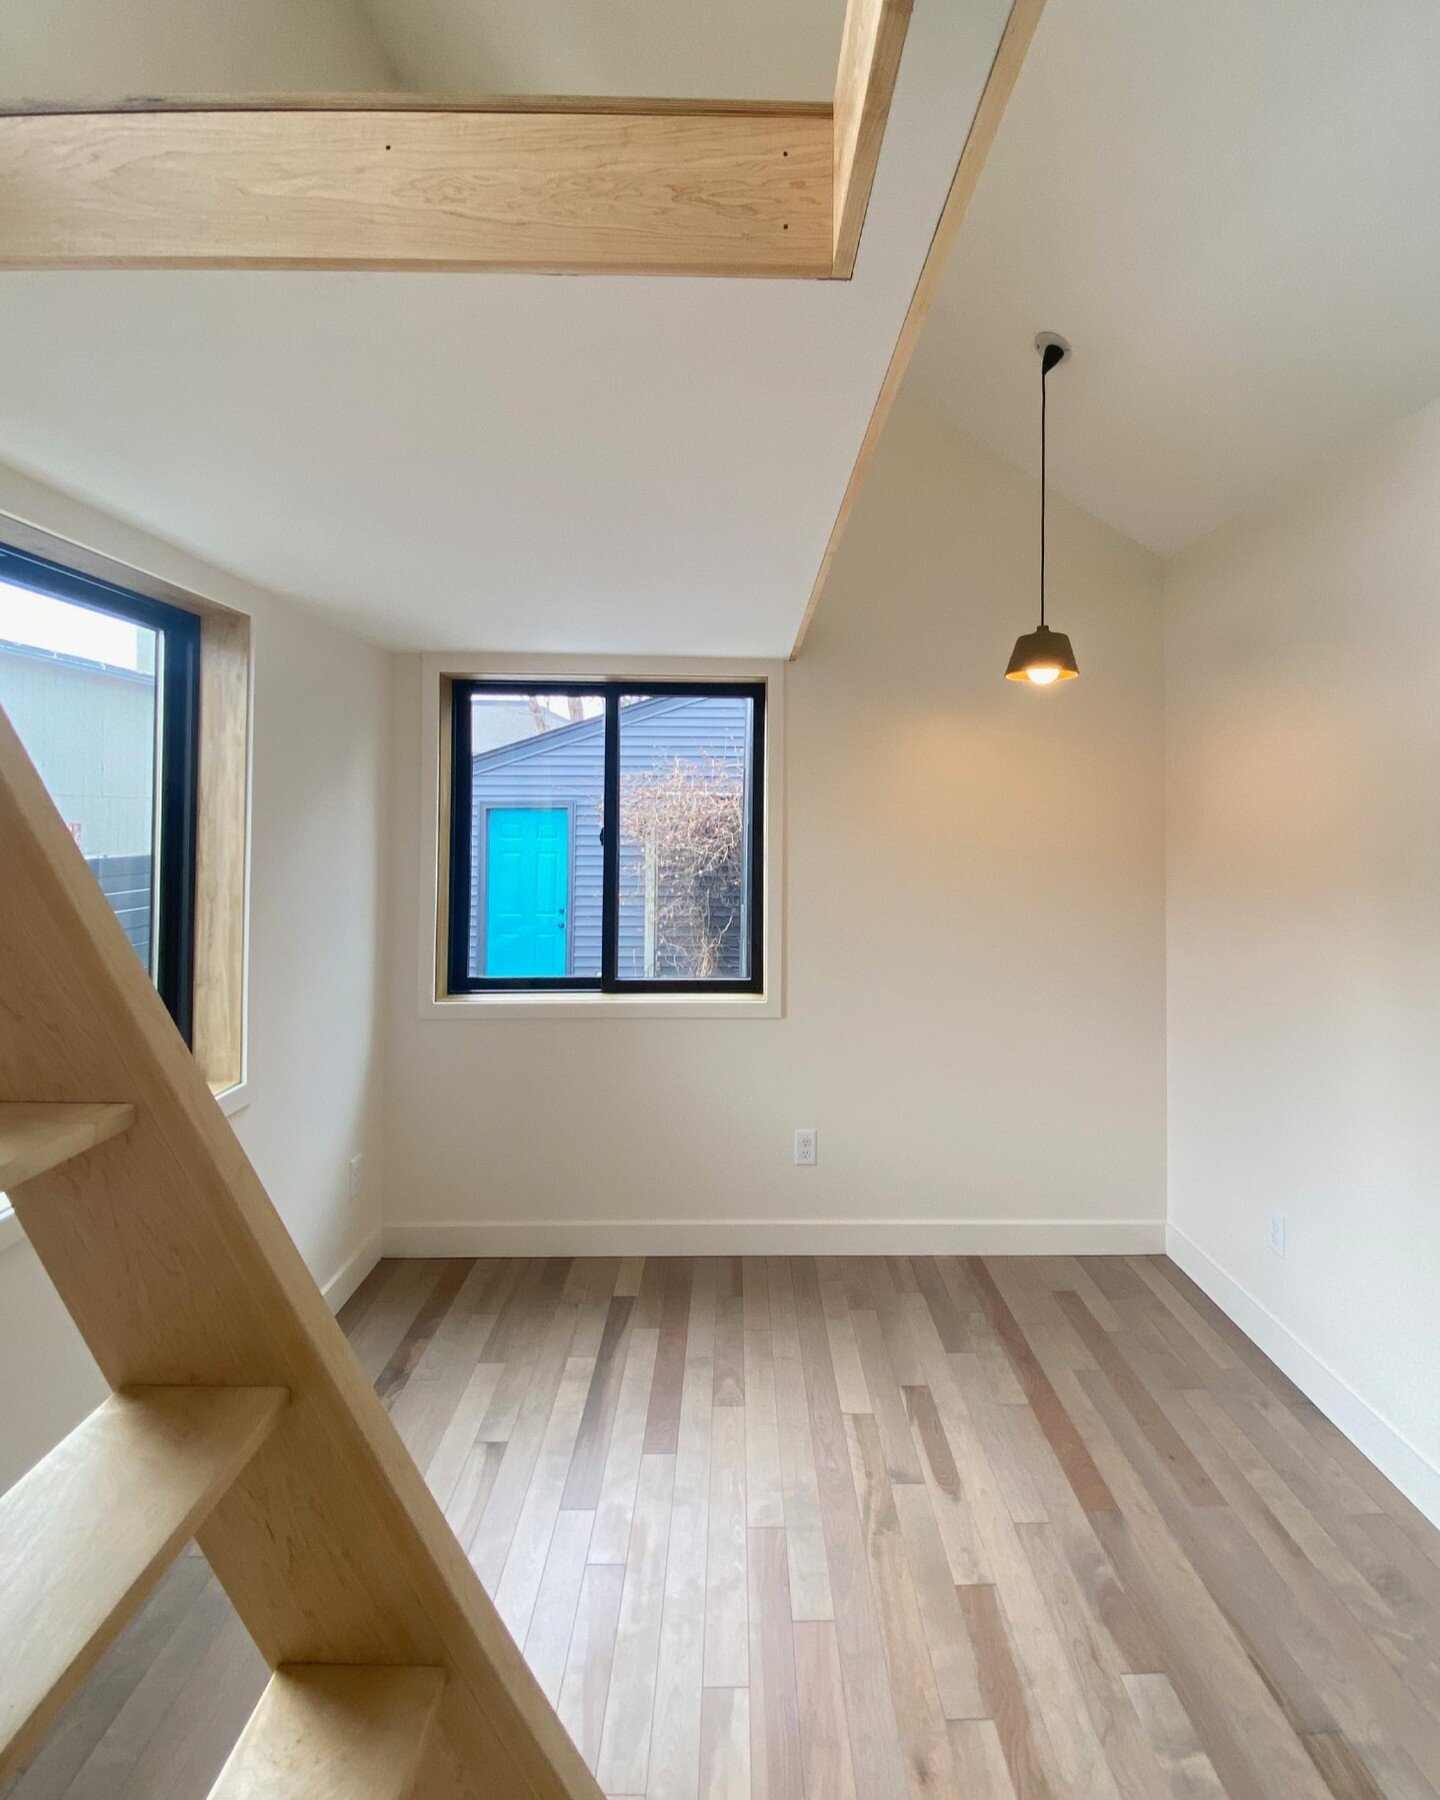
617,692,756,982
0,578,161,970
465,689,604,981
0,550,199,1037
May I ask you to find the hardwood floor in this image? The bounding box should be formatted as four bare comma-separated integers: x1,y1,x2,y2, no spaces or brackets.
7,1253,1440,1798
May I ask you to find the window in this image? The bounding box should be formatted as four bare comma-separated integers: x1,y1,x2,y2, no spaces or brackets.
447,681,765,994
0,544,201,1040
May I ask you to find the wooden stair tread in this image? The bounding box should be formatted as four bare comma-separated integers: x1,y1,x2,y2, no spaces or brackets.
0,1101,136,1192
209,1665,446,1799
0,1384,287,1779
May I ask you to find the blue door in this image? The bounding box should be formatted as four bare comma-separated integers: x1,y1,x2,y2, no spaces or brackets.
484,807,570,976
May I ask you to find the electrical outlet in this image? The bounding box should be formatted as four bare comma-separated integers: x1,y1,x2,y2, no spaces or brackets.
794,1128,817,1167
1267,1208,1285,1257
349,1153,364,1200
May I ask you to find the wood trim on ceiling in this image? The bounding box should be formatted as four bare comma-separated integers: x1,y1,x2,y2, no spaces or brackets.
0,107,834,276
832,0,914,279
791,0,1050,655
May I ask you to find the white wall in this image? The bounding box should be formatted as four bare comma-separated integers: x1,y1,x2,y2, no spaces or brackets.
383,397,1167,1252
1166,396,1440,1520
0,0,396,103
0,463,391,1491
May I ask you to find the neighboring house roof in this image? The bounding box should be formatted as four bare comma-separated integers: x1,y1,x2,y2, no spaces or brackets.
470,692,715,774
0,637,152,686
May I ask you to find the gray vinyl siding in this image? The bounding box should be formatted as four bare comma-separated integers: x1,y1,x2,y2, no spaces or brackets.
88,853,152,968
0,642,155,970
467,693,752,979
0,640,155,859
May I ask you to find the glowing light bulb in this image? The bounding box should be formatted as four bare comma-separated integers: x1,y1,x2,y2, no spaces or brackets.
1026,665,1061,686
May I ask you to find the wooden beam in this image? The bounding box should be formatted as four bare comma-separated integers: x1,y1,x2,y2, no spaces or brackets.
0,105,833,276
793,0,1050,652
832,0,914,278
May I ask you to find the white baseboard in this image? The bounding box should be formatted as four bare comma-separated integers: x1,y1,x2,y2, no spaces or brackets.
381,1217,1166,1259
321,1231,383,1314
1166,1224,1440,1528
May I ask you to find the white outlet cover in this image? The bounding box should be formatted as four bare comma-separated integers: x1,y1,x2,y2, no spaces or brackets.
1267,1209,1285,1256
794,1129,818,1167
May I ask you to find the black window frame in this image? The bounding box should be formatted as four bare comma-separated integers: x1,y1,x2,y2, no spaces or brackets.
0,542,201,1042
447,678,765,996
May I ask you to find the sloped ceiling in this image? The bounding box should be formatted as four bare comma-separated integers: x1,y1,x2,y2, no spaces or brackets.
910,0,1440,555
0,2,1014,654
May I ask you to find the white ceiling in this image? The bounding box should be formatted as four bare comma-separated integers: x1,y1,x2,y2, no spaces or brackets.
910,0,1440,555
0,3,1012,654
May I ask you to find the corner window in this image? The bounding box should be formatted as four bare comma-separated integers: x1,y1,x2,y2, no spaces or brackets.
0,544,200,1040
447,681,765,994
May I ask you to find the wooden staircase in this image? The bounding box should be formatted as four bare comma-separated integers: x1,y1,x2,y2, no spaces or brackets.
0,702,602,1796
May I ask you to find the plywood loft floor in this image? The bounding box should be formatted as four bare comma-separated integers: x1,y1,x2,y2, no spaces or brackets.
8,1255,1440,1799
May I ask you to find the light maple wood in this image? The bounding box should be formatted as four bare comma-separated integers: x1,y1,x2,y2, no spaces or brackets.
193,609,250,1096
792,0,1051,653
0,1101,135,1192
832,0,913,277
0,1385,285,1780
0,703,604,1800
13,1252,1440,1800
0,108,833,276
207,1665,444,1799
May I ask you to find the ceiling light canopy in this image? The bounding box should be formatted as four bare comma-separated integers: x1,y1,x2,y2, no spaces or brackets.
1007,332,1079,688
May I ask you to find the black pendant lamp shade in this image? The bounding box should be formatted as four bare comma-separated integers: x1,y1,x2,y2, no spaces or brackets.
1007,332,1079,687
1005,623,1078,684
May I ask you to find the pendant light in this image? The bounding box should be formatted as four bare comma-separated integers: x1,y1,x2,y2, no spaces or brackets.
1006,332,1080,687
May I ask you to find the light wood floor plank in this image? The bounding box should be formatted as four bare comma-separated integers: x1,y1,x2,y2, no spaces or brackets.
766,1259,833,1622
556,1564,624,1773
698,1687,750,1800
741,1259,785,1530
595,1453,675,1797
648,1261,716,1800
703,1402,749,1688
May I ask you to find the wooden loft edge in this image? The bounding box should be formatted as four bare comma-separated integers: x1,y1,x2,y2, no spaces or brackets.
0,104,833,276
792,0,1050,654
833,0,914,279
0,2,919,274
